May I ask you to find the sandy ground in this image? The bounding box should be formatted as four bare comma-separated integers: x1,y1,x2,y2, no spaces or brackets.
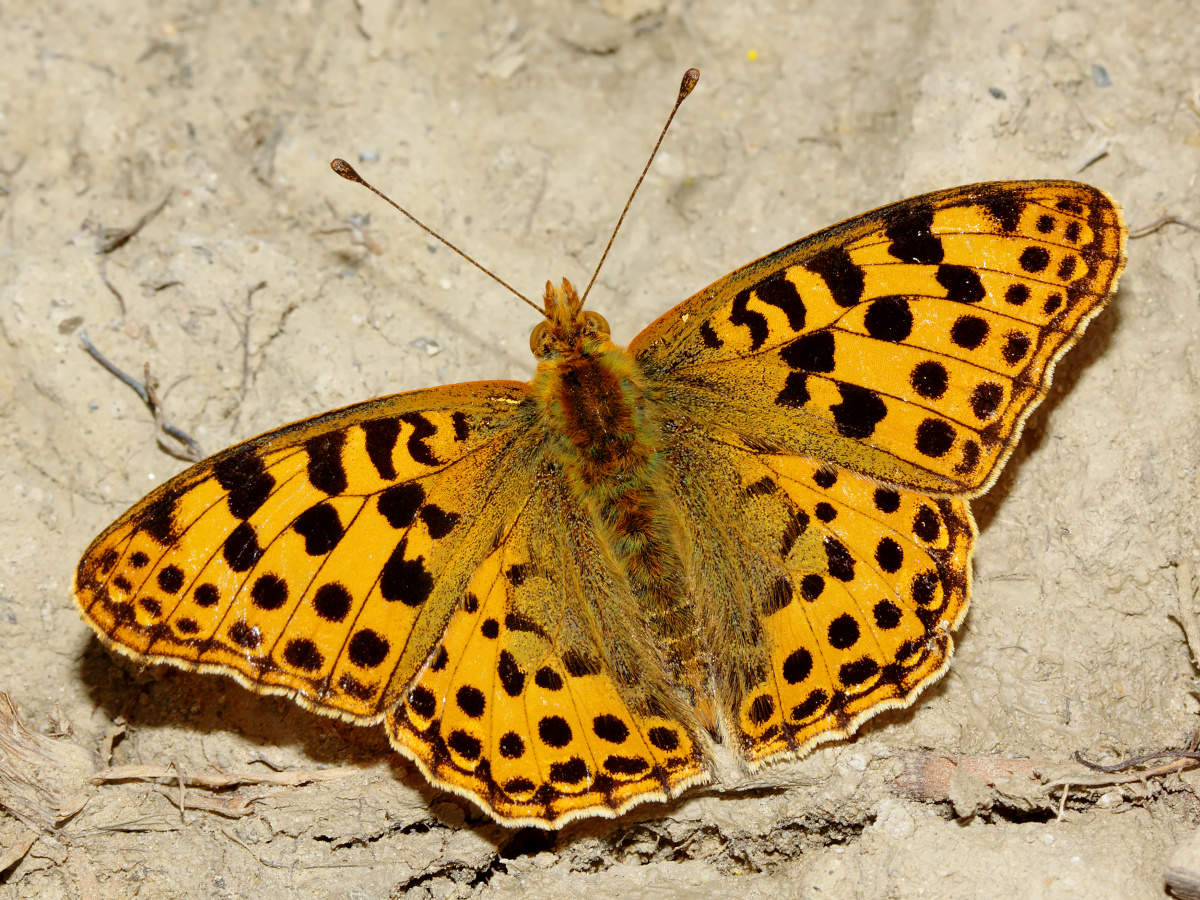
2,0,1199,897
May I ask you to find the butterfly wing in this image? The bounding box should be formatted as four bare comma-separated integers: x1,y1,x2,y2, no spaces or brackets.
662,429,973,763
385,467,709,828
75,378,710,827
632,181,1126,496
74,381,539,722
631,181,1125,763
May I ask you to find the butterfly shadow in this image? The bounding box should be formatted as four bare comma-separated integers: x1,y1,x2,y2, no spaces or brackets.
75,637,467,820
970,279,1123,535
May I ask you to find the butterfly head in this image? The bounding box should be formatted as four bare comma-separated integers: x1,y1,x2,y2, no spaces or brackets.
529,278,612,361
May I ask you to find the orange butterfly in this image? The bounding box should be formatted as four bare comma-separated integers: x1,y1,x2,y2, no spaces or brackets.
75,70,1126,828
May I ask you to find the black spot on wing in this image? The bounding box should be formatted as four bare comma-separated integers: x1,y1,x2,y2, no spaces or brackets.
886,204,943,264
251,573,288,610
910,361,948,400
824,537,855,581
379,538,433,607
805,245,865,307
228,620,260,649
783,648,812,684
830,383,888,439
730,289,770,351
827,614,860,649
1002,332,1031,365
348,629,389,668
754,271,806,332
970,383,1004,420
950,315,988,349
362,418,400,481
194,583,219,608
863,297,913,342
1019,246,1051,273
223,522,262,573
780,331,835,373
306,432,348,496
839,657,879,687
284,638,324,672
399,412,442,467
378,483,425,529
293,503,344,556
215,453,276,520
535,667,563,691
1005,283,1030,306
498,650,525,697
408,686,437,718
451,411,469,442
312,582,352,621
912,506,942,542
915,419,956,458
874,488,900,513
157,565,184,594
339,674,374,701
937,264,986,303
776,371,810,408
979,192,1024,232
593,714,629,744
456,685,486,718
420,505,460,540
748,694,775,725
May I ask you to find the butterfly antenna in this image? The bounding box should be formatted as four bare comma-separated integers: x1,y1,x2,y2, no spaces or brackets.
329,158,546,318
579,67,700,307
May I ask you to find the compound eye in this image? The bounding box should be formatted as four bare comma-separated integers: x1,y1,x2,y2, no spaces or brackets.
529,321,551,356
582,311,610,337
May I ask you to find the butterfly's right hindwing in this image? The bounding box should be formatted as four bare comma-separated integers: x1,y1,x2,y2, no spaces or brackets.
386,468,710,829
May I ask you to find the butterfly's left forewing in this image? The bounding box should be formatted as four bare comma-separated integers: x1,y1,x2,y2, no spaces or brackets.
634,181,1126,497
74,381,536,722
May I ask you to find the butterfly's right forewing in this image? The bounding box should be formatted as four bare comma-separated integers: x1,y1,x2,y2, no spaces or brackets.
74,381,535,722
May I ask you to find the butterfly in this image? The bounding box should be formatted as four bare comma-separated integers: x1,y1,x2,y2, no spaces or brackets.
73,72,1126,830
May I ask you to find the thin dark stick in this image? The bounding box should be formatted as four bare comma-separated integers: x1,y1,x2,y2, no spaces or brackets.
1129,215,1200,239
1074,748,1200,773
96,192,171,254
329,159,545,317
79,331,204,462
580,68,700,306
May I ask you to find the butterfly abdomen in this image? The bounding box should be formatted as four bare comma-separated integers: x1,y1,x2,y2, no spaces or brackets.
534,342,702,685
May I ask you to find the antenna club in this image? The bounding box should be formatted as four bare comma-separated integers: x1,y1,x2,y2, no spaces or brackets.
679,68,700,99
330,158,364,183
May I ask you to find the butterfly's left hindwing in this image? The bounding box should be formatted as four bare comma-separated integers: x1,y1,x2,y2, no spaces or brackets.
663,430,973,764
74,382,535,722
634,181,1126,497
